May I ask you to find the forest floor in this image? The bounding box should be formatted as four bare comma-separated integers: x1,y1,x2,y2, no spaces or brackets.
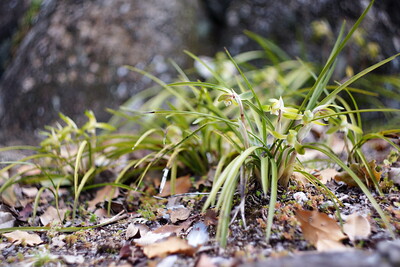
0,139,399,267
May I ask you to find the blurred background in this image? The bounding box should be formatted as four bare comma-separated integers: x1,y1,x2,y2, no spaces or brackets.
0,0,399,145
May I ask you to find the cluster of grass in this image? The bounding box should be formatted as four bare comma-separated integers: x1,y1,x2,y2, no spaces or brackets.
1,0,399,246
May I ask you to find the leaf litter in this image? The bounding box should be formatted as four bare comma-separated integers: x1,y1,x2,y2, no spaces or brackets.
295,209,347,251
0,143,399,266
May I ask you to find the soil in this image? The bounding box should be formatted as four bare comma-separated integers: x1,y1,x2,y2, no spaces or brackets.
0,141,400,266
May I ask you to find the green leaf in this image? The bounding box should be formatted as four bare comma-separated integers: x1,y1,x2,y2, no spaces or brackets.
239,91,254,101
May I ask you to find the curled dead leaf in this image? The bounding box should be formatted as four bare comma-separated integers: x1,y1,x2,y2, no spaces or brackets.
196,254,217,267
317,168,339,184
170,207,191,223
40,206,66,226
134,231,172,246
142,236,197,258
3,230,42,246
335,160,381,187
88,185,119,211
295,209,347,251
126,223,150,239
343,213,371,241
203,209,218,226
159,175,192,197
21,187,39,198
153,225,183,235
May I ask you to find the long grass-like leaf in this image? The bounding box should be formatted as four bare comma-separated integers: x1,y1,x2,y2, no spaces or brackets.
319,53,400,106
260,156,270,196
265,159,278,242
72,141,88,219
203,146,259,212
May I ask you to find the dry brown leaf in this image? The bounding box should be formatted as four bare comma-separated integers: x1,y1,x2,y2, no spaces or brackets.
343,213,371,241
170,207,191,223
119,244,134,259
21,187,39,198
291,172,308,186
1,185,18,206
196,254,217,267
159,175,192,197
295,209,347,251
126,223,140,239
94,208,108,219
203,209,218,226
88,185,119,211
142,236,197,258
40,206,66,226
126,223,150,239
153,225,183,235
317,168,339,184
51,235,66,247
3,230,42,246
16,165,41,177
134,231,172,246
335,160,382,187
315,239,347,251
153,217,194,237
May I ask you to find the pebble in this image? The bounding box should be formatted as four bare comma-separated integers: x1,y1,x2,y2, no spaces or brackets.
293,192,308,204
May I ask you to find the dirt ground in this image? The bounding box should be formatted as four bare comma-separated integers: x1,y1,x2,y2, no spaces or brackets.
0,140,399,266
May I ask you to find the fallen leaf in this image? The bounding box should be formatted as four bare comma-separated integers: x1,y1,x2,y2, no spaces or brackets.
126,223,149,239
335,160,381,187
134,231,172,246
40,206,66,226
143,236,197,258
203,209,218,226
0,184,18,206
315,239,348,251
19,203,33,221
126,223,140,239
51,235,66,247
88,185,119,211
159,175,192,197
196,254,217,267
317,168,339,184
21,187,39,198
187,222,209,247
16,165,41,177
119,243,133,259
295,209,347,251
291,171,309,186
170,207,191,223
107,200,125,214
153,225,183,235
343,213,371,241
3,230,42,246
153,217,194,237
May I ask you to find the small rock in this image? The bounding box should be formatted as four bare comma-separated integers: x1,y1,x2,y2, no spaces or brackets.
187,222,209,247
293,192,308,204
388,168,400,185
